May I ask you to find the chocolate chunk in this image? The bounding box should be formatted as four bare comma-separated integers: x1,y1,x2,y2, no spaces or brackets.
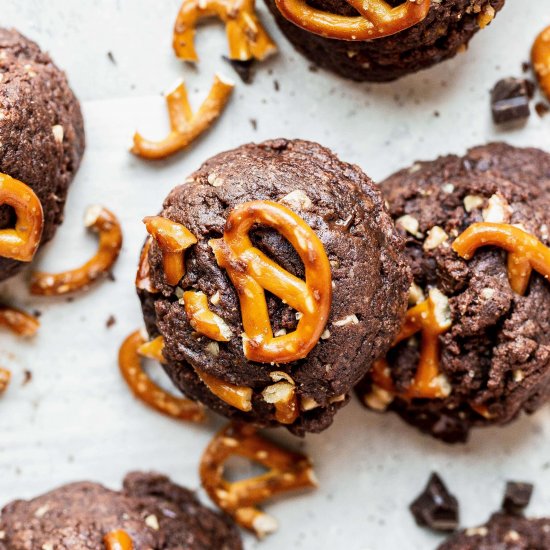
222,56,254,83
410,473,459,532
536,101,550,118
502,481,534,515
491,78,534,124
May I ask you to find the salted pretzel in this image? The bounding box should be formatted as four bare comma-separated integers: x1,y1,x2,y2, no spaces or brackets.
30,206,122,296
173,0,276,62
0,306,40,337
274,0,430,42
119,330,204,422
183,290,233,341
210,200,332,364
0,173,44,262
532,25,550,101
452,223,550,296
371,289,452,400
200,423,317,537
104,530,133,550
132,76,234,160
136,237,158,293
0,367,10,395
143,216,197,286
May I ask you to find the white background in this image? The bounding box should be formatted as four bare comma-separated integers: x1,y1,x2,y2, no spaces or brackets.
1,1,550,549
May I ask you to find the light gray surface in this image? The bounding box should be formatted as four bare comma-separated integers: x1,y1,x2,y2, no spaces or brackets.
1,1,550,549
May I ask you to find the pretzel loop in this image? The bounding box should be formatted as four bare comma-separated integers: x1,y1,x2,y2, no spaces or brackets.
452,222,550,295
274,0,430,41
209,200,332,364
0,173,44,262
200,423,317,537
103,530,134,550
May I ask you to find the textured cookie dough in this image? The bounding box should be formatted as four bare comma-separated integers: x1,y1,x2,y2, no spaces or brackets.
358,143,550,443
0,472,242,550
265,0,505,82
0,28,85,281
140,139,410,435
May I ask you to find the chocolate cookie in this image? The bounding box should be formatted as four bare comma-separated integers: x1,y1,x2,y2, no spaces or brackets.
0,472,242,550
265,0,505,82
439,512,550,549
0,28,85,281
139,139,410,435
357,143,550,443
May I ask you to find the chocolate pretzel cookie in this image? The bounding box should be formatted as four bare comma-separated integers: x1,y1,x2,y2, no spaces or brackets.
357,143,550,443
0,28,85,281
139,139,411,435
265,0,505,82
0,472,242,550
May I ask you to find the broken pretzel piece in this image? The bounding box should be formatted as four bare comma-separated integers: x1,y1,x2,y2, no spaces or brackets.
103,530,134,550
173,0,277,62
452,222,550,295
183,290,233,341
532,25,550,102
136,237,158,293
143,216,197,286
119,330,204,422
30,206,122,296
200,423,317,537
0,306,40,337
0,172,44,262
132,76,234,160
196,368,253,412
371,288,452,401
0,367,11,396
274,0,430,41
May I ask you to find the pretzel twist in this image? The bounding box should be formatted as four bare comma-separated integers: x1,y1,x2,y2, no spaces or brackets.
209,200,332,364
0,367,10,396
274,0,430,41
143,216,197,286
0,173,44,262
532,25,550,102
30,206,122,296
132,76,234,160
119,330,205,422
371,289,451,400
104,530,134,550
200,423,317,537
452,223,550,295
0,306,40,337
173,0,277,62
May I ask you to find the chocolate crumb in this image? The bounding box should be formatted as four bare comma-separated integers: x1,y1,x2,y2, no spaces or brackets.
308,64,319,72
32,310,42,318
22,370,32,386
535,102,550,118
106,315,116,329
410,473,459,533
274,79,280,91
107,51,116,65
491,78,534,124
502,481,534,515
522,61,531,73
222,56,254,84
249,118,257,131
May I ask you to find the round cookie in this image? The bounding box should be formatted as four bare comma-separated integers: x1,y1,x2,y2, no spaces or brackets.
0,28,85,281
139,139,411,435
438,512,550,549
264,0,505,82
357,143,550,443
0,472,242,550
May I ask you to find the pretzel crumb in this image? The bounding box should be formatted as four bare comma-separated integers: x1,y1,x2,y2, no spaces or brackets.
0,367,11,396
0,306,40,337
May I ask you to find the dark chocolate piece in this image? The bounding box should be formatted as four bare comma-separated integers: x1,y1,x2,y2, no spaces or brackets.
410,473,459,532
502,481,534,515
491,78,534,124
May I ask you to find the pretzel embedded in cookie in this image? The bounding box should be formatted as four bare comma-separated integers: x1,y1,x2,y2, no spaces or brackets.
132,76,234,160
532,25,550,102
370,289,452,400
173,0,277,62
200,423,317,537
0,173,44,262
452,223,550,295
136,237,158,293
143,216,197,286
209,200,332,363
30,206,122,296
183,290,233,341
274,0,430,42
119,330,205,422
0,306,40,337
196,368,253,411
104,530,134,550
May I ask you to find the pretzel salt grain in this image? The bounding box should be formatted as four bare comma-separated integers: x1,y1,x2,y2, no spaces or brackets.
0,367,10,396
136,237,158,293
132,76,234,160
183,290,233,341
173,0,276,62
196,368,253,411
0,306,40,337
143,216,197,286
0,173,43,262
210,200,332,364
452,222,550,295
104,530,133,550
532,25,550,102
370,288,452,401
30,206,122,296
119,330,204,422
274,0,430,42
200,423,317,537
